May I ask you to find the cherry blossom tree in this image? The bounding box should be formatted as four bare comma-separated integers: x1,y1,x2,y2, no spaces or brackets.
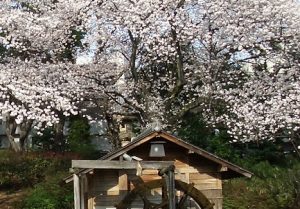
80,0,300,143
0,0,299,151
0,0,86,151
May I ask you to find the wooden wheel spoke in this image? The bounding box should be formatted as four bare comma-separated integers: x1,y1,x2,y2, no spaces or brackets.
141,196,152,209
177,193,188,209
136,190,152,209
144,200,168,209
151,200,168,209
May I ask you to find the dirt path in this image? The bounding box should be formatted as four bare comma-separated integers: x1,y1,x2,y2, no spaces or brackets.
0,190,26,209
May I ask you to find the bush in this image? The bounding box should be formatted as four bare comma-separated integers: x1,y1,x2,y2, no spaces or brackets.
32,115,100,159
223,161,300,209
32,128,57,151
0,150,71,189
0,150,73,209
67,116,98,159
21,173,73,209
0,150,51,189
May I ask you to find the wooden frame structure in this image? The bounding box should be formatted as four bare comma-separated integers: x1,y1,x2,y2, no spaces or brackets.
72,161,175,209
65,130,253,209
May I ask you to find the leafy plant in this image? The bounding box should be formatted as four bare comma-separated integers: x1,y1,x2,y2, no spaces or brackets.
0,150,51,189
178,113,239,161
0,150,71,190
223,161,300,209
32,128,57,151
21,173,73,209
67,116,98,159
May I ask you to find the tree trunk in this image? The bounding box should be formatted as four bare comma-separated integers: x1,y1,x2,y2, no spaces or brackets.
106,114,121,150
5,116,33,152
7,135,22,152
53,115,66,152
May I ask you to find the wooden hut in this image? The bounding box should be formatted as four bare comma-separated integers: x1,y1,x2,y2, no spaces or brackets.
64,129,252,209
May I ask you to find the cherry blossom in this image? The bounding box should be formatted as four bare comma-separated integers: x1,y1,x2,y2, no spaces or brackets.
0,0,299,151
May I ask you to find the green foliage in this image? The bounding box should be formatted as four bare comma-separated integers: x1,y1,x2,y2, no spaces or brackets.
0,150,70,189
0,42,8,62
0,150,73,209
0,44,6,55
223,161,300,209
0,150,50,189
67,116,98,159
32,116,99,158
178,112,239,161
32,128,57,151
178,112,211,147
58,29,86,61
178,112,294,165
71,29,86,48
21,173,73,209
236,141,289,167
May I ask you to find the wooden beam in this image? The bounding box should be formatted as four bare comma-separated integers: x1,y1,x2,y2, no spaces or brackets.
72,160,174,170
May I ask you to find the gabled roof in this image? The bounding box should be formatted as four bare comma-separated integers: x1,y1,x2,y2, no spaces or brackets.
65,129,252,183
101,130,252,178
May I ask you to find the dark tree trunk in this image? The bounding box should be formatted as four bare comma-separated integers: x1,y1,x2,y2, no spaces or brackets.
5,116,32,152
53,115,66,152
106,114,121,150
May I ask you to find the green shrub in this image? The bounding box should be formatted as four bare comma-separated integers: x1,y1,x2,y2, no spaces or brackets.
223,161,300,209
31,115,100,159
178,113,240,162
0,150,73,209
32,128,57,151
0,150,70,189
0,150,51,189
22,173,73,209
67,116,98,159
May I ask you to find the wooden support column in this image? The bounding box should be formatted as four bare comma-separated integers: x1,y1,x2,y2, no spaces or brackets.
167,168,175,209
159,165,176,209
80,174,88,209
74,173,81,209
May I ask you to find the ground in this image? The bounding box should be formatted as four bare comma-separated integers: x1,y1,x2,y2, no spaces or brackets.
0,190,26,209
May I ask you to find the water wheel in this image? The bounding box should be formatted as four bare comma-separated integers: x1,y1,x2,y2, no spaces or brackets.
115,178,214,209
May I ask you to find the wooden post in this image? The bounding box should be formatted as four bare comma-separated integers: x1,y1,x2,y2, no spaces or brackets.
158,165,176,209
80,174,87,209
74,174,81,209
168,168,175,209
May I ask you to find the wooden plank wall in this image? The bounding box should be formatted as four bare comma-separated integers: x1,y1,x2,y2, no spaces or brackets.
174,159,223,209
176,155,223,209
189,172,222,209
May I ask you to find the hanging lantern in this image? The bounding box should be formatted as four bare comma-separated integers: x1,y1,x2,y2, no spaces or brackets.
149,141,166,157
